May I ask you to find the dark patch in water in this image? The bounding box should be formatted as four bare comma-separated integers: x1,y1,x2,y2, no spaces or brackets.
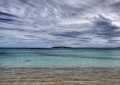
0,52,8,55
36,52,120,60
79,56,120,60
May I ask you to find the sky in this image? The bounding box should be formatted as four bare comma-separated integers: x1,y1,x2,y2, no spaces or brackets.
0,0,120,48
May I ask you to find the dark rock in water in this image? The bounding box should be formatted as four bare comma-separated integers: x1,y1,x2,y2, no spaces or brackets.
25,60,30,62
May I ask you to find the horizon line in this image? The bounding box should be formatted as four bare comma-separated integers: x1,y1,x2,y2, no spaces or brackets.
0,47,120,49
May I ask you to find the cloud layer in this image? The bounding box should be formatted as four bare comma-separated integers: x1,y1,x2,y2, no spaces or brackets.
0,0,120,47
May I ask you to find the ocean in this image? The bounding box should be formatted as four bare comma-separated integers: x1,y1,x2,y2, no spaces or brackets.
0,48,120,68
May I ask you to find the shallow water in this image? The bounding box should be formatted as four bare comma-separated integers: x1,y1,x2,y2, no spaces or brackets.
0,48,120,68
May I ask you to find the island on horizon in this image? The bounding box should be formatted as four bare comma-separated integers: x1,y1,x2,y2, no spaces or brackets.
52,46,71,48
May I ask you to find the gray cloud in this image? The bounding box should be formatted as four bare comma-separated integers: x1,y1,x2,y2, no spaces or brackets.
0,0,120,47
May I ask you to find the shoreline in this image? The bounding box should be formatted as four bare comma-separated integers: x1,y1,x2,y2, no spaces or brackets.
1,66,120,68
1,68,120,85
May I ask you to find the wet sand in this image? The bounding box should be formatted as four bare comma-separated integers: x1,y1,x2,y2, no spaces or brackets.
0,68,120,85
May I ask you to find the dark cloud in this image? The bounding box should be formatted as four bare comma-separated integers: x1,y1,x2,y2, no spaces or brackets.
0,27,26,32
0,11,18,17
0,18,15,22
93,15,120,38
111,1,120,10
19,0,35,7
0,36,5,39
52,31,83,38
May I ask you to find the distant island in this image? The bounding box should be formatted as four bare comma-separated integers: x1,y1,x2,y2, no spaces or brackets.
52,46,71,48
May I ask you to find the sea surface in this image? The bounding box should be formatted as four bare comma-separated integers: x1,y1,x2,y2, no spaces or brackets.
0,48,120,68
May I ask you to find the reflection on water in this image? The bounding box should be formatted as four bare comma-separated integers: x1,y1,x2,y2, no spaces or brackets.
0,48,120,68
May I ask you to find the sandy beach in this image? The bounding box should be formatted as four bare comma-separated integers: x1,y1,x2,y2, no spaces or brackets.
0,68,120,85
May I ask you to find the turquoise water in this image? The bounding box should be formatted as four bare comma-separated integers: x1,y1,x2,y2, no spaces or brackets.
0,48,120,68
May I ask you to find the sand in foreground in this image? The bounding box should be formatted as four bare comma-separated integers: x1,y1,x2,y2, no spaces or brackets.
0,68,120,85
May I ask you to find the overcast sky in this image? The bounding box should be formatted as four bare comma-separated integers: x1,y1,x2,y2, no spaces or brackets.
0,0,120,47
